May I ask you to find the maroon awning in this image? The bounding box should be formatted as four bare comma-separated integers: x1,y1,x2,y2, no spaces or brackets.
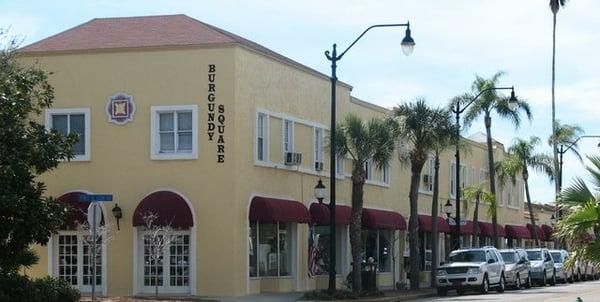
249,196,310,223
418,215,450,233
527,224,545,240
505,224,531,239
362,208,406,230
477,222,506,237
57,192,104,229
309,203,351,225
460,220,474,235
133,191,194,228
541,224,554,241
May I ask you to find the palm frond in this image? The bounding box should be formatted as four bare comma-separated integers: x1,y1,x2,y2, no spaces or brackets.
585,155,600,192
494,94,532,129
560,177,594,207
529,153,555,182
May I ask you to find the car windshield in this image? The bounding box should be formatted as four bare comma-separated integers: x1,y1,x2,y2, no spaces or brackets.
501,252,517,263
527,251,542,260
449,250,486,263
551,252,563,263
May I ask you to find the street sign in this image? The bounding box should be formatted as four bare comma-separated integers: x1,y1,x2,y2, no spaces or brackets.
80,194,113,202
448,217,467,226
87,203,102,230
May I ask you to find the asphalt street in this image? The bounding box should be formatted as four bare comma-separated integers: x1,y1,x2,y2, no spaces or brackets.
409,280,600,302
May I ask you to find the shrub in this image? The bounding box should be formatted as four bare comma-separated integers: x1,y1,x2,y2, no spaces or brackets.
33,276,81,302
0,274,80,302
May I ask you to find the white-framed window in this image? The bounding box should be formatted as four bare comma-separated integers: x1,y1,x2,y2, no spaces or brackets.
45,108,91,161
52,231,104,293
507,182,513,206
150,105,198,160
364,159,373,181
314,127,324,169
450,162,457,198
498,183,504,206
381,163,390,184
471,166,477,186
249,221,293,277
283,119,294,153
422,156,435,193
363,229,393,272
513,181,520,208
256,113,269,162
336,156,345,176
139,230,191,294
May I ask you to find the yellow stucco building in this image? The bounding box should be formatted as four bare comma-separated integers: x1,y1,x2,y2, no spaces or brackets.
17,14,549,297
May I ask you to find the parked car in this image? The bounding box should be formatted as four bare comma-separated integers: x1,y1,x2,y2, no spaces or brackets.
436,247,505,296
526,248,556,286
549,249,573,283
499,248,532,289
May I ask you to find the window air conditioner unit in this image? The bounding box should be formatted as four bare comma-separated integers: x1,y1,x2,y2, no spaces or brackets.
315,161,324,171
285,152,302,166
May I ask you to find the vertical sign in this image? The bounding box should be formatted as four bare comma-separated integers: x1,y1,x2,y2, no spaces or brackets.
207,64,226,163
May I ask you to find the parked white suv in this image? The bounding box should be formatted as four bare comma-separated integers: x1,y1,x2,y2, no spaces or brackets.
526,248,556,286
436,247,506,296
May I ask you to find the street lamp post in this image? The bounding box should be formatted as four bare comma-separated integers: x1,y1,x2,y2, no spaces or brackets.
324,22,415,293
451,87,517,251
555,135,600,248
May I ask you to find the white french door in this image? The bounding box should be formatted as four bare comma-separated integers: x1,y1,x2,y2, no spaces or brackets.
53,231,104,293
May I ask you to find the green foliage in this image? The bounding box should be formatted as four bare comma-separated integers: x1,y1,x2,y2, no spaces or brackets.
496,136,554,183
0,274,80,302
0,32,75,273
549,120,584,161
463,185,497,220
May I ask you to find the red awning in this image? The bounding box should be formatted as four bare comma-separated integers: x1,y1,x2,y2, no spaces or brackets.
309,203,351,225
133,191,194,228
527,224,545,240
362,208,406,230
477,222,506,237
541,224,554,241
460,220,474,235
505,224,531,239
57,192,104,229
249,196,310,223
418,215,450,233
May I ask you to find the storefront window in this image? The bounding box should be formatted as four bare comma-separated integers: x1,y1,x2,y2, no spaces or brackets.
312,225,342,275
250,222,292,277
362,229,393,272
419,232,432,271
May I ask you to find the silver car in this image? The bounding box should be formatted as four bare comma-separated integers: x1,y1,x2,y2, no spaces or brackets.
526,248,556,286
549,249,573,283
499,248,532,289
436,247,506,296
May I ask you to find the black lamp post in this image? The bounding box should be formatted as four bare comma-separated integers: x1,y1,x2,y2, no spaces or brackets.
324,22,414,293
443,199,453,218
451,87,517,251
556,135,600,248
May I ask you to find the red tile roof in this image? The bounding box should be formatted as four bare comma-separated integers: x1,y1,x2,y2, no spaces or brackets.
18,14,349,87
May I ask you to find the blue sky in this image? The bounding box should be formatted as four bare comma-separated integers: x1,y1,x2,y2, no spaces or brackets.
2,0,599,204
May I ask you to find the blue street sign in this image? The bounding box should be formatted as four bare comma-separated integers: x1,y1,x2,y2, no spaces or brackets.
79,194,113,202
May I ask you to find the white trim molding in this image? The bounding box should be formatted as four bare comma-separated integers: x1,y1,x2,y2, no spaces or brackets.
150,105,199,160
45,108,91,161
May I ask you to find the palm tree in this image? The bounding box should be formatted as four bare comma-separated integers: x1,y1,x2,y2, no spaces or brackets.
392,99,453,290
462,185,496,248
495,137,554,246
555,155,600,267
428,116,458,288
334,114,396,293
549,0,570,211
459,72,532,247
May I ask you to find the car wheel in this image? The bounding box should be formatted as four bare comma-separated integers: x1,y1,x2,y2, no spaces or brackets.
516,273,522,289
436,287,447,296
480,274,489,294
550,270,556,286
568,276,573,283
497,274,506,293
525,272,532,289
541,270,547,286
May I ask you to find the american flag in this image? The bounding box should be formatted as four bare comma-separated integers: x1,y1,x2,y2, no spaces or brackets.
308,227,320,277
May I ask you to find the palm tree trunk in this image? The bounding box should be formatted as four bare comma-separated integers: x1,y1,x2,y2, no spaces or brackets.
350,170,365,293
551,11,560,202
484,113,499,247
472,194,480,248
430,154,441,288
524,169,540,246
409,157,426,290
